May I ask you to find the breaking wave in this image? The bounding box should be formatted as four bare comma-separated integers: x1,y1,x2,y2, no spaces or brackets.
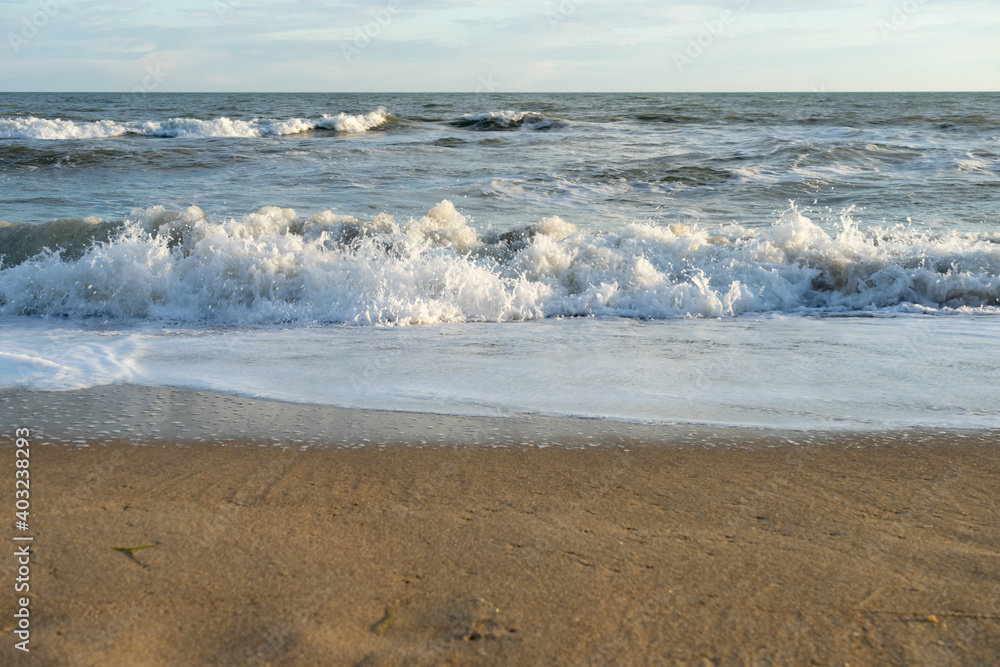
1,202,998,324
0,108,576,141
0,108,391,139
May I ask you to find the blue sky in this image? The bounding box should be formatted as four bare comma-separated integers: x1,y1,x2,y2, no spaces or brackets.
1,0,997,91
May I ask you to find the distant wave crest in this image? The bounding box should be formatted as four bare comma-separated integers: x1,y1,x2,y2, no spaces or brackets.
0,108,576,139
450,110,564,131
0,108,390,139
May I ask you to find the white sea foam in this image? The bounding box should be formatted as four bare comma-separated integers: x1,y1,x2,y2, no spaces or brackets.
0,116,129,140
0,108,390,140
314,109,391,133
3,316,999,430
0,331,140,390
955,153,993,173
0,202,998,324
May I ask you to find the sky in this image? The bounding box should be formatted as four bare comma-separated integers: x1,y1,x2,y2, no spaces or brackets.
0,0,997,92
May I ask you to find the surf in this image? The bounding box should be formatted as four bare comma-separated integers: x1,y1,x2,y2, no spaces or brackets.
1,201,997,324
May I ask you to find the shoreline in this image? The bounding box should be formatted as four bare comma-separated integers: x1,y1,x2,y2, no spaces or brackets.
3,384,998,448
1,386,999,664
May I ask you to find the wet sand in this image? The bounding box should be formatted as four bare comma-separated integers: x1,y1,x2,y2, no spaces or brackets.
1,386,999,665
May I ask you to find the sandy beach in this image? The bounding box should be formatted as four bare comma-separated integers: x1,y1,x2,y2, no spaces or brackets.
1,387,998,665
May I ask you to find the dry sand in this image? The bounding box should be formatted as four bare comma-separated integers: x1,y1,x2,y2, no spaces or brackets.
1,386,999,665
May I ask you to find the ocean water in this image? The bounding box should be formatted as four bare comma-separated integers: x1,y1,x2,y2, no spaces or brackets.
1,92,998,430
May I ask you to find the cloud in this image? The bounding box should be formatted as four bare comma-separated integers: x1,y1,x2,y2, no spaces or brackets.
0,0,996,91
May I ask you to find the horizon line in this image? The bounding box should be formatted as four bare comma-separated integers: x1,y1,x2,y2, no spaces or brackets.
1,90,997,95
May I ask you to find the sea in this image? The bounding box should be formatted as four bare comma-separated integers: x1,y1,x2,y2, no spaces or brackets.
1,92,998,430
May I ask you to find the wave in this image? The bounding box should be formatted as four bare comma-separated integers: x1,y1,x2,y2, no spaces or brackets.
631,110,1000,131
0,108,390,140
0,108,563,140
591,164,734,187
0,145,136,167
1,202,998,324
449,111,564,131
